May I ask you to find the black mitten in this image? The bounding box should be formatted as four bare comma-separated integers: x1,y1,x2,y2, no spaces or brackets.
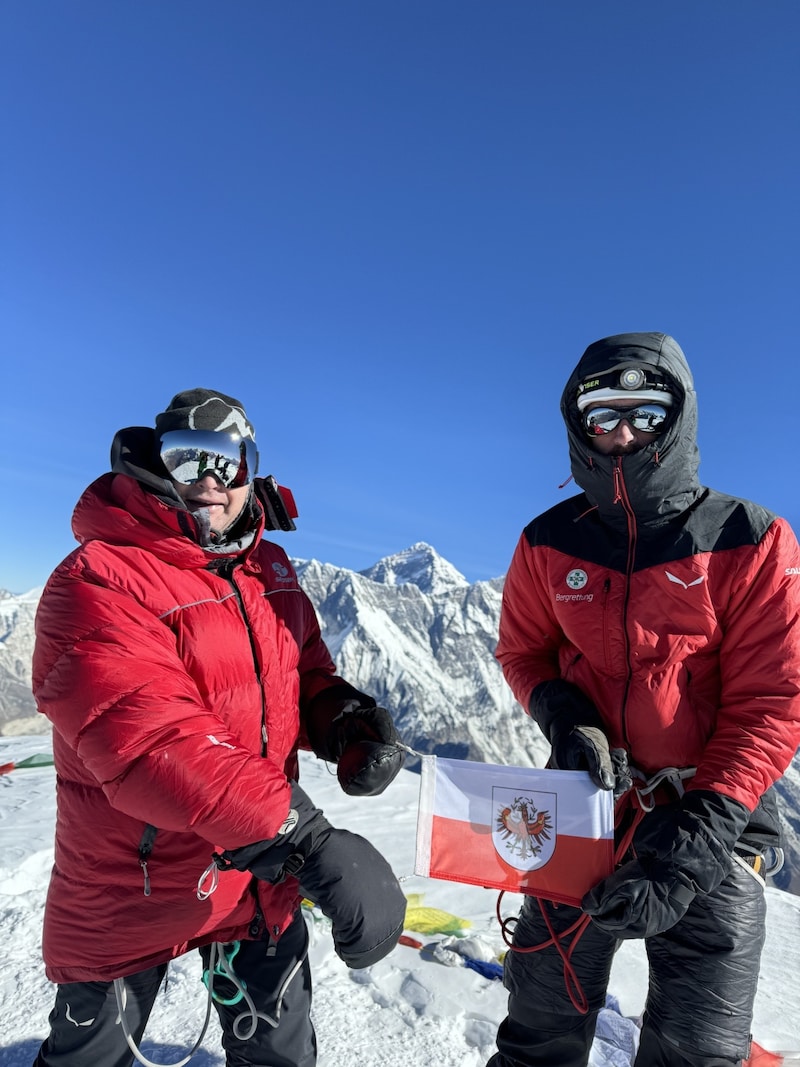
298,827,407,968
582,789,751,938
529,679,615,790
305,686,405,796
216,782,406,968
332,706,405,796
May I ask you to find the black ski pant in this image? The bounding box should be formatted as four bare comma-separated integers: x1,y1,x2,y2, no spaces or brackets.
487,862,766,1067
34,910,315,1067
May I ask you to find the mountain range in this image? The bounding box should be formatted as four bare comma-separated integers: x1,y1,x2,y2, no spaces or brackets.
1,541,798,892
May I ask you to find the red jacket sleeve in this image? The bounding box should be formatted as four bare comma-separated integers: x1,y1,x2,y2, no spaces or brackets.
495,532,563,712
691,517,800,809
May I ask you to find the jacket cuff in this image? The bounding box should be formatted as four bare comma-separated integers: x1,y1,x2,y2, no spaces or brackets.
681,788,752,855
528,679,604,742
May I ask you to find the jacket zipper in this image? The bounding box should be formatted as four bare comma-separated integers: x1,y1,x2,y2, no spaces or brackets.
217,559,269,756
138,823,158,896
612,459,638,750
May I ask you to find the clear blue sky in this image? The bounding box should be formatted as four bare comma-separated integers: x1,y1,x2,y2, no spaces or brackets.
2,1,799,593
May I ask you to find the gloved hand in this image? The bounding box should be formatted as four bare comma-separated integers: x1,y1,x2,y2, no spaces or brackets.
529,679,615,790
551,724,616,790
215,782,407,968
582,789,751,939
214,782,331,885
331,705,406,796
304,686,405,796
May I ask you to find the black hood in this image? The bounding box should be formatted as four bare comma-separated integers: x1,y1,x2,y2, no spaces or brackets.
110,425,185,504
560,332,703,529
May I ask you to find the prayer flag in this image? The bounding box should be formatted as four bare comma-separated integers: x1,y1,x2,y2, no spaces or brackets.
415,756,615,906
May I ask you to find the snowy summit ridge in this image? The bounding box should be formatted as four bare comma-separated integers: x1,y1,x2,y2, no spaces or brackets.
359,541,470,596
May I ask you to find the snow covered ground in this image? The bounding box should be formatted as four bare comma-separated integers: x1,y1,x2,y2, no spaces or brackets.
1,734,798,1066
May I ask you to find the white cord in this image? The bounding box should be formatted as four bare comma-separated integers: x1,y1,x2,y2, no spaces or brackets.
212,942,306,1039
196,860,219,901
113,950,215,1067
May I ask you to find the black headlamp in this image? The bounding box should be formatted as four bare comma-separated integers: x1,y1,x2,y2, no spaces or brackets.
576,364,674,412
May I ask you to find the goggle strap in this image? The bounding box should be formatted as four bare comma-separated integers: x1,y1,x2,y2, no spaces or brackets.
255,476,298,531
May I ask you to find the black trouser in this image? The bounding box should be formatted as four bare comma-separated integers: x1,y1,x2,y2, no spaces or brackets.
487,862,766,1067
34,910,315,1067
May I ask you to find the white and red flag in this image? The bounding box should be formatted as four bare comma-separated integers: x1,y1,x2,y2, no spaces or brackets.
414,756,615,907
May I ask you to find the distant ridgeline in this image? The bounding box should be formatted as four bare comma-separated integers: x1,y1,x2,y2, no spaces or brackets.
2,543,799,894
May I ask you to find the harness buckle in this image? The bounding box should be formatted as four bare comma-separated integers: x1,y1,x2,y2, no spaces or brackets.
629,765,698,811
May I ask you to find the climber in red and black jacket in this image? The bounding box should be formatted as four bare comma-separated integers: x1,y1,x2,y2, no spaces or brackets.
32,388,406,1067
488,334,800,1067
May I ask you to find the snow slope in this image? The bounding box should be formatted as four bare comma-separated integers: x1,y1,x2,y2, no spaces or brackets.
1,735,799,1066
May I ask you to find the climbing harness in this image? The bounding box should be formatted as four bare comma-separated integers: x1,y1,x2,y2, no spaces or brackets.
732,843,784,887
496,763,699,1014
629,764,696,807
112,937,307,1066
498,758,782,1012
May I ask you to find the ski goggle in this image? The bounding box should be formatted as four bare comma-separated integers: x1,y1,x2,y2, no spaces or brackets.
159,430,259,488
582,403,670,437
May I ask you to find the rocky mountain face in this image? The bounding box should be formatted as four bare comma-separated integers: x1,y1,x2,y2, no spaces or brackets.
0,588,44,736
293,543,549,770
2,542,798,891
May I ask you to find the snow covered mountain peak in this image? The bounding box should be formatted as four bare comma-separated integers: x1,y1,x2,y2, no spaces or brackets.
359,541,469,595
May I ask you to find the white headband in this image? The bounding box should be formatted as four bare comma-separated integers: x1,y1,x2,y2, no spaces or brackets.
576,387,674,413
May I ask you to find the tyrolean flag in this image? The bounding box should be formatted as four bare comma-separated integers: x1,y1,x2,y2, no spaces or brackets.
414,756,614,907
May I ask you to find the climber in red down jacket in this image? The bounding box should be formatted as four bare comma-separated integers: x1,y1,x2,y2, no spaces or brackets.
32,388,407,1067
489,334,800,1067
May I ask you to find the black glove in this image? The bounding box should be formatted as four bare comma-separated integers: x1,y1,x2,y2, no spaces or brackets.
214,783,331,885
215,782,406,968
529,680,615,791
305,686,405,796
582,789,751,939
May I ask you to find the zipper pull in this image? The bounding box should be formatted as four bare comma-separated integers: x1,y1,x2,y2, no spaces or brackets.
140,857,151,897
612,459,624,504
138,824,158,898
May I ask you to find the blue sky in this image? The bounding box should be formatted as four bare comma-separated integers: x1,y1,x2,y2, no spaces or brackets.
2,1,799,593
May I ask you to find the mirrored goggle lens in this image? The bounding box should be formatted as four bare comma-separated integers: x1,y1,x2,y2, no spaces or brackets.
159,430,259,488
583,404,669,437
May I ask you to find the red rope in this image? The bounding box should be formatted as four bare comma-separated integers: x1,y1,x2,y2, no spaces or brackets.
497,791,646,1014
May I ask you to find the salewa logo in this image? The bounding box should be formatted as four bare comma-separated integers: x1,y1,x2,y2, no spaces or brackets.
278,809,299,835
207,735,236,750
665,571,707,589
786,567,800,576
65,1003,94,1027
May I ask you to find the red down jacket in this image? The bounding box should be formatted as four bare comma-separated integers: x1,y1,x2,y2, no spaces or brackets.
497,333,800,825
33,470,354,983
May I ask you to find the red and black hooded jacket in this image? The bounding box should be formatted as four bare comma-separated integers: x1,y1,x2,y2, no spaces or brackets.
497,333,800,846
33,427,371,983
